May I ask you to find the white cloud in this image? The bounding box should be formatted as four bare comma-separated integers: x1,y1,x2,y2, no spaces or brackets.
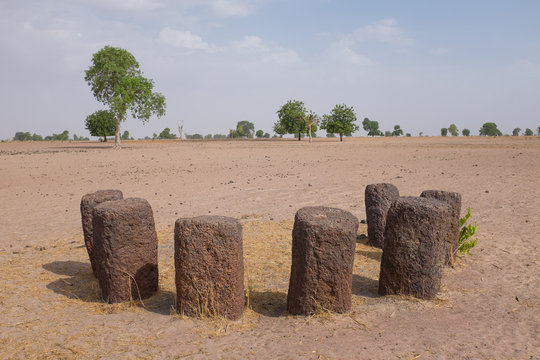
431,47,449,56
351,18,413,46
232,35,268,53
329,39,373,66
209,0,255,17
158,27,213,52
231,35,300,64
87,0,165,12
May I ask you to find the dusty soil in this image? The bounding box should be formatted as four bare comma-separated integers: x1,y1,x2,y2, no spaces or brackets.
0,137,538,359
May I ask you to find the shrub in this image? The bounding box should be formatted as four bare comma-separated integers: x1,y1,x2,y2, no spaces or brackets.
458,207,478,254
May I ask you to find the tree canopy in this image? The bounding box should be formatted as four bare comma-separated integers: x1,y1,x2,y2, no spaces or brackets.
158,127,177,139
448,124,459,136
85,45,166,147
441,128,448,136
275,100,317,141
320,104,358,141
524,128,533,136
362,118,382,136
462,128,471,136
392,124,403,137
85,110,116,142
479,122,502,136
512,128,521,136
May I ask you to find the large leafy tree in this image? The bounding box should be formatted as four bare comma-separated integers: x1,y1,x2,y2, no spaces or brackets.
462,128,471,136
479,122,502,136
392,124,403,137
85,46,166,147
512,128,521,136
448,124,459,136
524,128,533,136
275,100,317,141
441,128,448,136
362,118,382,136
85,110,116,142
321,104,359,142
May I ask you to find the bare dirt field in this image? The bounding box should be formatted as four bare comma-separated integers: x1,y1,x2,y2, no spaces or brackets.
0,137,539,359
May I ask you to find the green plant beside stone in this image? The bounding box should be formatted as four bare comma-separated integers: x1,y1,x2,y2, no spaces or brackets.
458,207,478,254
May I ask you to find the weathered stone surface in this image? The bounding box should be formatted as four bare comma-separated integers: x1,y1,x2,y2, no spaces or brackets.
80,190,123,276
365,183,400,249
420,190,462,266
287,206,359,315
378,197,450,300
92,198,158,303
174,216,244,320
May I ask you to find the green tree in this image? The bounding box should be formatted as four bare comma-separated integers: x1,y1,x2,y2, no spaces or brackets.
441,128,448,136
479,122,502,136
462,129,471,136
524,128,533,136
512,128,521,136
406,133,411,137
32,133,43,141
85,46,166,148
362,118,382,136
255,129,264,138
392,124,403,137
448,124,459,136
275,100,315,141
320,104,358,142
237,121,255,138
121,130,130,140
158,127,177,139
384,130,392,137
13,132,31,141
273,121,287,138
263,133,270,138
85,110,116,142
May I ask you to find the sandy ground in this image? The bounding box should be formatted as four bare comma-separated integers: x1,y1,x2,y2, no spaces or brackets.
0,137,539,359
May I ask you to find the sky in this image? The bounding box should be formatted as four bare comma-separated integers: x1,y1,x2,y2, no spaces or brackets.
0,0,539,139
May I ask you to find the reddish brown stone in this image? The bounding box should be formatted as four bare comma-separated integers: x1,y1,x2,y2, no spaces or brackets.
378,197,450,300
365,183,400,248
174,216,244,320
420,190,462,266
287,207,359,315
92,198,158,303
80,190,123,276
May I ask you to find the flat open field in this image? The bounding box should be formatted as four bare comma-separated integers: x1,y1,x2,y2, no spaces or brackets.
1,137,539,359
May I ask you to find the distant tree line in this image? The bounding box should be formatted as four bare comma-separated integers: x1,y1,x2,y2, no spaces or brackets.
13,130,89,141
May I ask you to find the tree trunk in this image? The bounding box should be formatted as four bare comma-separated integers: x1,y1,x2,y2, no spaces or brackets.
114,117,121,148
298,132,301,141
340,133,343,142
103,135,107,142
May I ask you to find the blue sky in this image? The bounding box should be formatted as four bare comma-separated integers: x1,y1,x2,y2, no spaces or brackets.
0,0,539,139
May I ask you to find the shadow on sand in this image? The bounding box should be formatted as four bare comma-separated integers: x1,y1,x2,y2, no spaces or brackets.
42,260,175,315
248,290,288,317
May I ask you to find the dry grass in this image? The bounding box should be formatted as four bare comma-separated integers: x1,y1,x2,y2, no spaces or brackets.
0,220,452,358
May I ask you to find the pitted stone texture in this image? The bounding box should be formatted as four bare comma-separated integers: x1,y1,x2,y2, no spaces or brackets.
365,183,400,248
287,207,359,315
92,198,158,303
378,197,450,300
174,216,244,320
80,190,123,276
420,190,462,266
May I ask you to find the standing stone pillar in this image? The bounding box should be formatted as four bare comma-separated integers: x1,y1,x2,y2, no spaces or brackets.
378,197,450,300
174,216,244,320
365,183,400,248
287,207,359,315
92,198,158,303
80,190,123,276
420,190,462,266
